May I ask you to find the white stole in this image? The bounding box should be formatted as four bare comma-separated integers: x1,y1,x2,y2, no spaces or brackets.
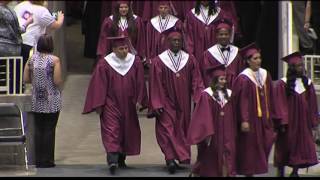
104,52,135,76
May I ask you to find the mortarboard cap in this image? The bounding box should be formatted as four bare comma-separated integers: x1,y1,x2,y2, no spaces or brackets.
281,52,303,65
164,28,183,40
214,17,233,32
107,36,129,47
107,36,137,55
240,42,260,59
158,1,171,6
206,64,226,78
116,1,130,5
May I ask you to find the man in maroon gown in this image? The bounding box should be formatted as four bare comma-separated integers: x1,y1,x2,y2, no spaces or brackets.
201,18,244,88
184,1,237,62
148,29,205,174
232,43,276,176
82,36,148,175
187,65,237,177
146,1,184,64
273,52,319,177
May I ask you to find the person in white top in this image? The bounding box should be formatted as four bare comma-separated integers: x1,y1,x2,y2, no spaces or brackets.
14,0,64,67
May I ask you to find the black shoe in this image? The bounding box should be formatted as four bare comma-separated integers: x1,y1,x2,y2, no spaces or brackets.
118,160,127,168
109,163,117,175
167,161,176,174
173,161,186,170
289,172,299,177
36,163,56,168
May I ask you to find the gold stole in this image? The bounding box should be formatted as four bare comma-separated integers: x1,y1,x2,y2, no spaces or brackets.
255,84,270,119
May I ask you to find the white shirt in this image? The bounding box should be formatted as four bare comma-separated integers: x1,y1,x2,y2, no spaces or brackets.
14,2,55,47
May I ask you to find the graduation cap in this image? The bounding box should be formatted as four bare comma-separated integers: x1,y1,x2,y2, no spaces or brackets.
214,17,233,32
116,1,131,5
158,1,171,6
107,36,130,47
164,28,183,40
281,52,303,65
206,64,226,78
107,36,137,55
239,42,260,59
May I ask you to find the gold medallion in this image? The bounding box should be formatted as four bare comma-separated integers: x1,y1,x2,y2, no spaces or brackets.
220,111,225,116
176,73,180,77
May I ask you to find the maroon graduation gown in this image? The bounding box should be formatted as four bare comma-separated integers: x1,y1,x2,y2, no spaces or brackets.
273,78,319,168
146,16,183,62
82,55,148,155
149,51,205,163
232,68,276,175
187,89,236,177
201,45,245,89
184,8,232,62
96,15,146,58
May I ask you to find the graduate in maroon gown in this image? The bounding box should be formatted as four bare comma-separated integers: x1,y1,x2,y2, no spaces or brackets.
201,18,244,88
97,1,146,61
273,52,319,177
232,43,276,176
146,1,184,64
148,29,205,174
83,36,148,175
184,0,235,62
187,64,237,177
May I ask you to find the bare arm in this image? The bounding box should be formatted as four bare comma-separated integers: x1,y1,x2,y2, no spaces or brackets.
53,56,63,88
304,1,311,30
23,60,31,83
49,11,64,30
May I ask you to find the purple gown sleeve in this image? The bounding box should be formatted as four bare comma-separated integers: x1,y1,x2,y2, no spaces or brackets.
190,55,205,103
149,58,165,110
135,56,148,108
187,93,215,145
308,83,319,128
83,60,108,114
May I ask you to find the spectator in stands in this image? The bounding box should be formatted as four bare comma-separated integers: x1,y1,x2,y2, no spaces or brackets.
292,1,314,55
14,0,64,67
0,0,33,56
23,34,63,168
305,0,320,55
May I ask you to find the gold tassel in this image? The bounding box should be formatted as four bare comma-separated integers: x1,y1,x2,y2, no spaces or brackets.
256,86,262,118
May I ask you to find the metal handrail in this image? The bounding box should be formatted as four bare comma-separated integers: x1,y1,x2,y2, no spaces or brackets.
0,56,24,95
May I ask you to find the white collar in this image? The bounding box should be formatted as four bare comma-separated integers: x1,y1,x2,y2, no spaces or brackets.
204,87,232,107
104,52,135,76
191,7,221,25
281,77,312,94
150,14,179,33
109,15,138,20
240,68,268,88
207,44,239,67
158,50,189,73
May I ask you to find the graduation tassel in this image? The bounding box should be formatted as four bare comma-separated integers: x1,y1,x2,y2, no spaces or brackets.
256,86,262,118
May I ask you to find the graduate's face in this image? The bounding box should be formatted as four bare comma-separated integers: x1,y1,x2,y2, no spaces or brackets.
113,45,129,59
217,75,227,89
158,4,170,17
168,36,182,53
119,3,129,16
216,28,231,46
294,61,304,76
248,52,262,71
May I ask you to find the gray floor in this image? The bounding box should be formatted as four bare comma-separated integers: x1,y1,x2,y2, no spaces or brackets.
1,20,320,177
